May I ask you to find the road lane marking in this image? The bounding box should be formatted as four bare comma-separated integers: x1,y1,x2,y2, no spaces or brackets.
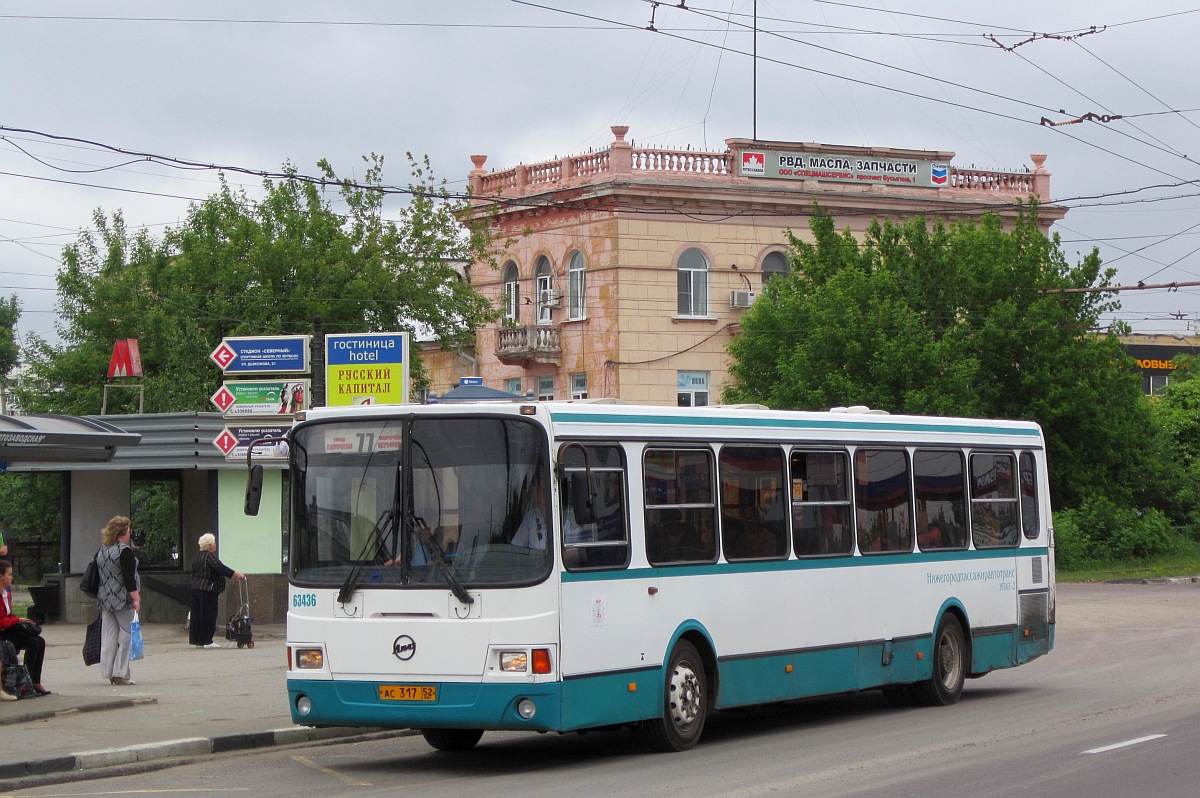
291,755,371,786
1082,734,1167,755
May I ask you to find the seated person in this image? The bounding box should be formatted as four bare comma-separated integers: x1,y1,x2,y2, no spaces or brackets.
0,560,50,696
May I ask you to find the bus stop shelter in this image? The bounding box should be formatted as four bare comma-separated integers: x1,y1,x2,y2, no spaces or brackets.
0,413,141,620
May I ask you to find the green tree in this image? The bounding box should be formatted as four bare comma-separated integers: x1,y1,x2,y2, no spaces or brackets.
14,155,499,415
0,293,20,412
725,204,1152,511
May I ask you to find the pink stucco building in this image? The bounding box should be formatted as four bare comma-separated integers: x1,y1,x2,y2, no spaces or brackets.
428,126,1065,405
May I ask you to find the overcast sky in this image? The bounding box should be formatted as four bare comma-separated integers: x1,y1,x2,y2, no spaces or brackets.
4,1,1200,346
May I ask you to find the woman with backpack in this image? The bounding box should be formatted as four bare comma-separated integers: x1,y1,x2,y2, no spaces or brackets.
95,516,140,685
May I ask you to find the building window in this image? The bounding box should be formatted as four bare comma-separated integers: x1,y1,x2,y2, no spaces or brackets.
677,248,709,316
1143,374,1169,395
567,250,586,320
538,375,554,400
677,371,709,407
762,251,789,285
570,373,588,399
502,261,519,322
535,256,553,325
505,378,523,395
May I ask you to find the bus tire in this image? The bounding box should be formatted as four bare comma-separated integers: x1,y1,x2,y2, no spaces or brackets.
913,614,966,707
421,728,484,751
641,640,707,752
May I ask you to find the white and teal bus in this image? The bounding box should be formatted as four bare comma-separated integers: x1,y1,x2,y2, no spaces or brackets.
253,400,1054,752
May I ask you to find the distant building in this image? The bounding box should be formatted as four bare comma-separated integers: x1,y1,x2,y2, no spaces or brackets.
432,126,1064,404
1121,333,1200,394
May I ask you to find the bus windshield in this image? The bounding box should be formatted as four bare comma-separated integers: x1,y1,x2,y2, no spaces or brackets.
290,415,551,588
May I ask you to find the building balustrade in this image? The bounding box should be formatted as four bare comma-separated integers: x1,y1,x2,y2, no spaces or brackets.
496,324,562,365
469,127,1049,202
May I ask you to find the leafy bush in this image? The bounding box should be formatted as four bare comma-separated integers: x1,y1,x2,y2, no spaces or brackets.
1054,495,1183,570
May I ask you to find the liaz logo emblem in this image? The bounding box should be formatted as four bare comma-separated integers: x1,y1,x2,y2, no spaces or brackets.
931,163,949,185
393,635,416,661
741,151,766,175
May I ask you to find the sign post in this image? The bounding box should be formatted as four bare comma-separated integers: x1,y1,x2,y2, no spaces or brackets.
209,335,310,375
210,379,310,416
325,332,409,406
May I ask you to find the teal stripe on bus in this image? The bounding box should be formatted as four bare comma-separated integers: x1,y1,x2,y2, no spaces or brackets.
561,547,1049,583
548,411,1042,438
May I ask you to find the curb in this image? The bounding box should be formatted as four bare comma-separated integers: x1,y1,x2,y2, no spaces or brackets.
0,725,396,783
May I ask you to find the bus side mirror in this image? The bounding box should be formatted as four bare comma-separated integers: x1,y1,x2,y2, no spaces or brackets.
567,472,597,526
245,464,264,516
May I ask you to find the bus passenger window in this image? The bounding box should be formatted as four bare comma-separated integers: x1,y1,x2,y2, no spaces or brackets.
790,450,852,557
644,448,717,566
559,444,630,570
719,446,788,561
854,449,912,554
970,453,1019,548
1019,452,1040,539
913,450,968,551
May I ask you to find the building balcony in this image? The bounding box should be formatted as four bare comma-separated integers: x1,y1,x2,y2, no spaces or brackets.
496,324,561,366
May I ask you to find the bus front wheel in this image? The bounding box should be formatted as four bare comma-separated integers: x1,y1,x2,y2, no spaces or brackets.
421,728,484,751
913,614,966,706
641,640,707,752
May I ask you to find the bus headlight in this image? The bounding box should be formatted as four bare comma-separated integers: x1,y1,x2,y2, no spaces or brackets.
499,651,529,672
517,698,537,719
295,648,324,669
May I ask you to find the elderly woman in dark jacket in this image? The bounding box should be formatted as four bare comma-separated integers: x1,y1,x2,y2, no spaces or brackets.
189,533,244,649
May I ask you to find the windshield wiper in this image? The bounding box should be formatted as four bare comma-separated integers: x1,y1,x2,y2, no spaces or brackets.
336,508,398,604
410,516,474,606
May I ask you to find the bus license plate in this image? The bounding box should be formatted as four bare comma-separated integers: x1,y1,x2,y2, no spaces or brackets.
379,684,437,701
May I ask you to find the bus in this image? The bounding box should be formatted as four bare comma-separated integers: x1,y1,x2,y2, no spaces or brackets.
249,400,1054,752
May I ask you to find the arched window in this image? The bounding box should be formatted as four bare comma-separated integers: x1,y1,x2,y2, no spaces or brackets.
535,256,553,325
677,248,709,316
762,251,789,285
502,261,520,321
567,251,586,320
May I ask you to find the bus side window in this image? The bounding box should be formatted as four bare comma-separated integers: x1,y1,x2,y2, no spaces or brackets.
970,452,1019,548
790,450,852,557
854,449,913,554
559,444,630,570
913,449,968,551
1019,452,1040,539
644,448,717,566
719,446,788,562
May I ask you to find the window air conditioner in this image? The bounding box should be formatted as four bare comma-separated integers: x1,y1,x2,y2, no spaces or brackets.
540,289,562,308
730,290,756,309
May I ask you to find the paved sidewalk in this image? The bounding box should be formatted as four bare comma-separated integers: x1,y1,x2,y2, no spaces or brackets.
0,619,392,785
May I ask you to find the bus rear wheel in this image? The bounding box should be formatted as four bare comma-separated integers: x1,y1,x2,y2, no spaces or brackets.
913,614,966,706
421,728,484,751
641,640,707,752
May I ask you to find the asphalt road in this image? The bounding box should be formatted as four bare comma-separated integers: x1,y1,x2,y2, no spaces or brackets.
9,581,1198,798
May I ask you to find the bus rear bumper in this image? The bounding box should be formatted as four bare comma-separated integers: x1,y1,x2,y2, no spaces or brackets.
287,678,564,731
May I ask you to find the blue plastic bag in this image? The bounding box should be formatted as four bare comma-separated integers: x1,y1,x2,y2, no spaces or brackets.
130,612,144,661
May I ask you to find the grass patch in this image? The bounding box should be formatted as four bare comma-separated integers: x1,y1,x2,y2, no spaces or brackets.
1058,539,1200,582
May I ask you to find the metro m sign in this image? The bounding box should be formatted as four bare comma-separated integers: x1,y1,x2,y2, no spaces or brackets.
107,339,143,378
